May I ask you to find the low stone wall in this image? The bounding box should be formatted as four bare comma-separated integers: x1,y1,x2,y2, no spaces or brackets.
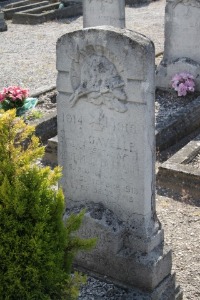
157,134,200,199
3,1,49,19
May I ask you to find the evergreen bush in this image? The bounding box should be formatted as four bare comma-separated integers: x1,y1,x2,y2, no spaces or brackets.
0,109,96,300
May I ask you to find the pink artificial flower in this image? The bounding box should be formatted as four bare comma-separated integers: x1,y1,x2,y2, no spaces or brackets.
177,83,187,96
179,72,187,80
1,86,29,102
0,93,5,102
172,73,182,82
172,81,179,91
172,72,195,96
185,79,195,92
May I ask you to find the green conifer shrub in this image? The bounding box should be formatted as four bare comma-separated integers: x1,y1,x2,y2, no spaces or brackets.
0,109,96,300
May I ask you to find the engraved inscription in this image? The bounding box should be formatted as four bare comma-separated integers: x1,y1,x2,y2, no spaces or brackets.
61,108,143,219
69,55,127,113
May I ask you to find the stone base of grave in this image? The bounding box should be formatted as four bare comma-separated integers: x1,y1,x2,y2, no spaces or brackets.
78,272,182,300
43,135,58,166
0,22,7,31
125,0,152,6
156,57,200,91
0,12,7,31
65,204,182,299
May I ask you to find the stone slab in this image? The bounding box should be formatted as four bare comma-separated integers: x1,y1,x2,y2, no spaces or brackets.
83,0,125,28
163,0,200,63
57,27,156,233
4,0,31,9
12,1,82,24
156,0,200,91
55,26,180,294
157,133,200,199
64,204,170,291
4,0,46,9
77,272,182,300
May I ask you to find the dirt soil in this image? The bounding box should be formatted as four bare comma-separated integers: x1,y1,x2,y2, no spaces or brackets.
156,188,200,300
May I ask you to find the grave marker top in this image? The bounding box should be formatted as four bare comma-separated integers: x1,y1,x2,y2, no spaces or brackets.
164,0,200,62
83,0,125,28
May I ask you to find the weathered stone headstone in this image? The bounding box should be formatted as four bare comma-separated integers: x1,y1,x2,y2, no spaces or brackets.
83,0,125,28
0,11,7,31
57,27,182,298
156,0,200,90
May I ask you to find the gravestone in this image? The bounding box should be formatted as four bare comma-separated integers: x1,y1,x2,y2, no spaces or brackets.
83,0,125,28
0,11,7,31
156,0,200,91
56,27,182,299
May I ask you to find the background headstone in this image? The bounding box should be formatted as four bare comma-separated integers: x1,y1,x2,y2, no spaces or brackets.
83,0,125,28
56,27,181,298
156,0,200,90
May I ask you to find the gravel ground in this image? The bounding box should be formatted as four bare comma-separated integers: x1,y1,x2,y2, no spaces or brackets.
0,0,165,93
1,1,200,299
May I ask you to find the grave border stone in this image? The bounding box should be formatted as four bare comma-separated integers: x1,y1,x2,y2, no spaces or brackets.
158,133,200,199
12,1,82,24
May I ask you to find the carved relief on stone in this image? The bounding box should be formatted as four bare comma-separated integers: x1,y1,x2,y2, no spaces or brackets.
69,54,128,113
172,0,200,8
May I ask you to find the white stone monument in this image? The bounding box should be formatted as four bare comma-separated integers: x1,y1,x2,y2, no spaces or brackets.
83,0,125,28
156,0,200,91
57,27,182,298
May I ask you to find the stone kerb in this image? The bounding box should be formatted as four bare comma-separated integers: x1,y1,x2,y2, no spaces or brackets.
156,0,200,91
56,27,179,297
83,0,125,28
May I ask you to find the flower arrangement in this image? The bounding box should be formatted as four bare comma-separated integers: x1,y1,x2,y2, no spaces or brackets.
0,86,29,109
0,86,37,116
171,72,195,96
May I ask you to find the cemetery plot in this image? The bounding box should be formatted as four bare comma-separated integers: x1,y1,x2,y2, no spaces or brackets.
3,1,49,19
12,1,82,24
157,134,200,200
156,90,200,150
